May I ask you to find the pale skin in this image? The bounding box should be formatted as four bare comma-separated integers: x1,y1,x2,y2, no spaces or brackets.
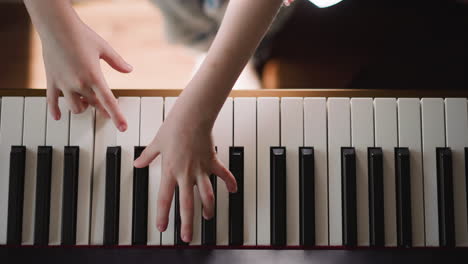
24,0,285,243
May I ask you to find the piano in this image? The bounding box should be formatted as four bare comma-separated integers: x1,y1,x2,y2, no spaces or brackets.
1,89,468,263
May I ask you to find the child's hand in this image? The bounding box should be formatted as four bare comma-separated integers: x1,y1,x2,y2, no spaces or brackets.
27,0,132,131
43,20,131,131
134,106,237,243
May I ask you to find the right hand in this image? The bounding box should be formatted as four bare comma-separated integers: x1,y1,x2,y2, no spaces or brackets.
41,17,132,131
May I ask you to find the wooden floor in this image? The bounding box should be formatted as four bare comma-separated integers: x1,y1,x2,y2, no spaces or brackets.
1,0,198,89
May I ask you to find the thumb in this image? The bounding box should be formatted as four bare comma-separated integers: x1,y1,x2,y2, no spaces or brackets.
100,44,133,73
134,144,160,168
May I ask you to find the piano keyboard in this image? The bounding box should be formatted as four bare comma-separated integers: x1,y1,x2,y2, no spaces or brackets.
0,89,467,248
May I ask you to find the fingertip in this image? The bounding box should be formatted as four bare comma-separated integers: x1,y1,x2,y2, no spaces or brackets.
124,63,133,73
182,234,192,243
133,158,146,168
231,183,238,193
118,123,127,132
50,107,61,121
157,223,167,232
202,209,214,220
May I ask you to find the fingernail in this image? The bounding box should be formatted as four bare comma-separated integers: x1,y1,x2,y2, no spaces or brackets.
157,224,165,232
119,124,127,132
54,113,60,120
183,234,191,243
134,159,142,168
126,63,133,71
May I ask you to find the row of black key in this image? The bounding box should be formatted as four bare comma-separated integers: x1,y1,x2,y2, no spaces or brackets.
6,145,462,247
227,146,459,248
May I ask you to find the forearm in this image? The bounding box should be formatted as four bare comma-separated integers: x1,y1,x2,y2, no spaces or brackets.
24,0,80,40
174,0,284,128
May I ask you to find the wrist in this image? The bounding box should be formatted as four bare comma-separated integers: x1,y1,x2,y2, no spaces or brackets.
24,0,80,40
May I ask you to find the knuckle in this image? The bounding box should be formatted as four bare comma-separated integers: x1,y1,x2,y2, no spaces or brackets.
205,191,215,204
69,104,79,114
85,71,100,85
158,198,171,211
46,95,57,105
181,196,194,211
101,94,116,107
164,166,176,179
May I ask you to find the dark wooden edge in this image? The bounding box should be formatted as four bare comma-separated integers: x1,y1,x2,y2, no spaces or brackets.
0,89,467,98
0,244,467,250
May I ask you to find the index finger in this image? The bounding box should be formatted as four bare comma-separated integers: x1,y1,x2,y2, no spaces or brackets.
92,77,127,132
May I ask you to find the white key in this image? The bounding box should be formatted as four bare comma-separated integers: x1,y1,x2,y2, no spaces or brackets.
281,97,303,246
234,98,256,245
90,109,117,245
117,97,140,245
47,98,70,245
21,97,47,245
0,97,24,244
327,98,350,246
445,98,468,246
257,97,280,245
70,107,95,245
191,186,202,245
374,98,397,246
140,97,163,245
421,98,445,246
397,98,424,246
351,98,373,246
213,98,233,246
304,97,328,245
161,97,176,245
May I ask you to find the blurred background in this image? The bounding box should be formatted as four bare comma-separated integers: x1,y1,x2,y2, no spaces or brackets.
1,0,467,90
1,0,197,89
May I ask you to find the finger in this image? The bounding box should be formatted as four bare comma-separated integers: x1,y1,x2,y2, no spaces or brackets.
178,182,194,243
84,94,110,118
212,158,237,193
100,44,133,73
134,144,160,168
63,91,87,114
92,77,127,132
156,173,176,232
46,87,61,120
197,175,215,220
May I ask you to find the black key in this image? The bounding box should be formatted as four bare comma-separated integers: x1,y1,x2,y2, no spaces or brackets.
436,147,455,247
34,146,53,246
132,146,149,245
61,146,79,246
299,147,315,246
341,147,357,247
7,146,26,245
465,148,468,232
229,147,244,246
368,147,385,247
395,147,412,248
271,147,286,246
202,174,217,246
104,146,121,246
174,186,188,246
